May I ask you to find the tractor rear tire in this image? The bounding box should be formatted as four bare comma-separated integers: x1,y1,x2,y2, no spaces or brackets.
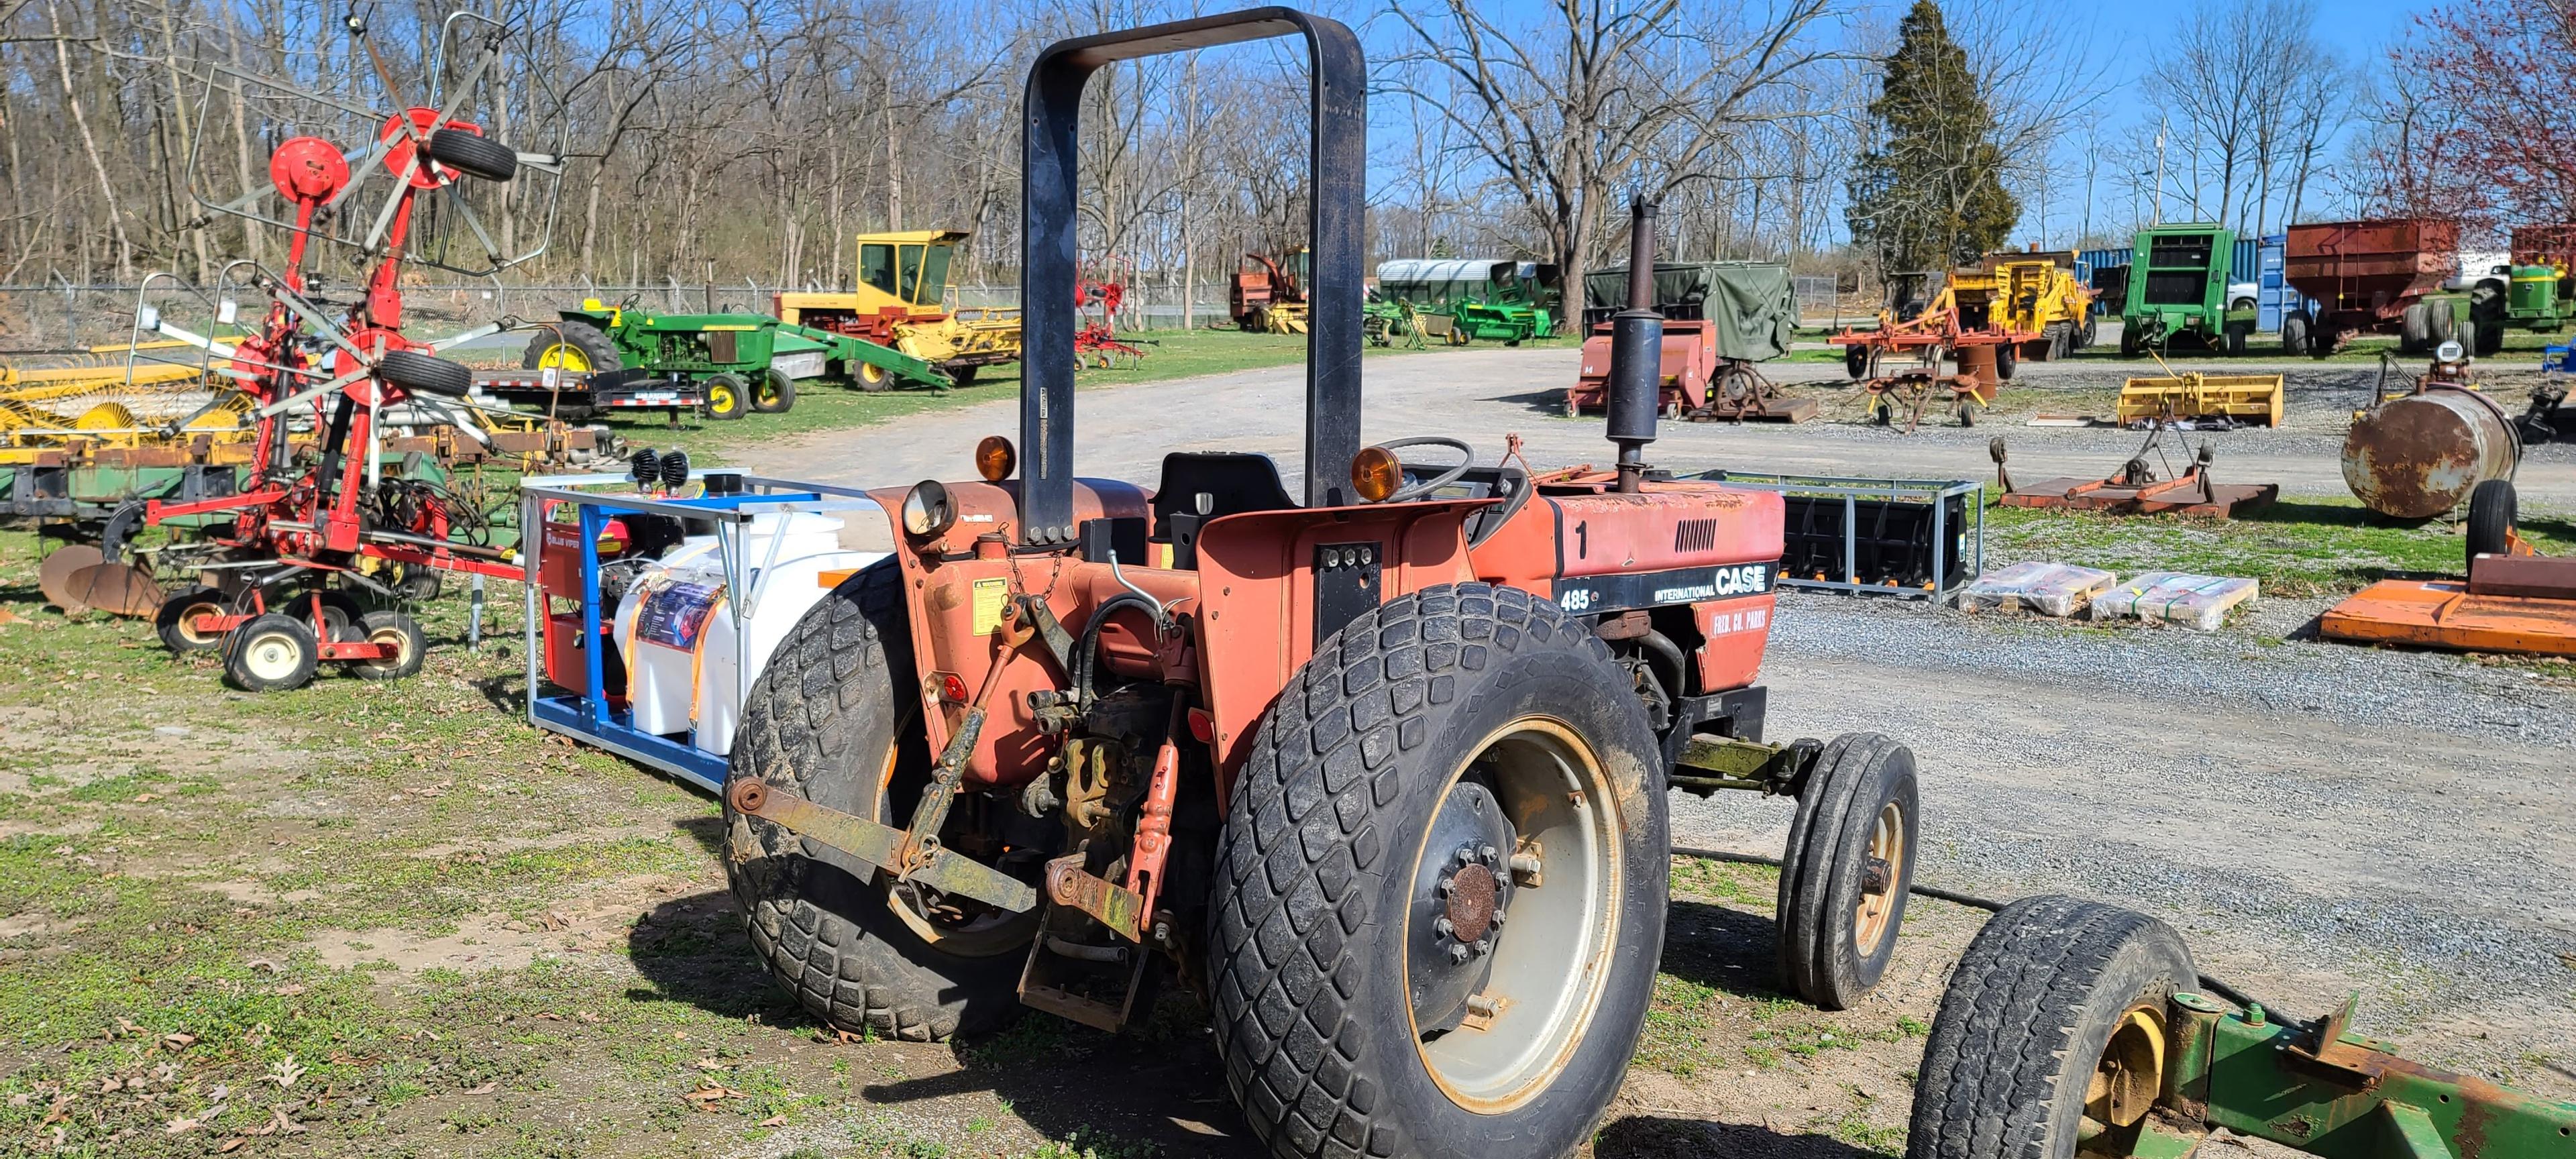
753,368,796,414
522,319,620,374
1776,733,1918,1010
1905,896,2197,1159
702,372,751,421
1208,583,1668,1159
426,128,517,182
376,349,474,398
223,613,318,693
2467,479,2517,565
724,563,1030,1042
347,610,427,680
154,585,231,654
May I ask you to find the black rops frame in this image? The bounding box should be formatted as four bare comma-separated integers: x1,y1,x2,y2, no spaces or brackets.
1018,7,1366,546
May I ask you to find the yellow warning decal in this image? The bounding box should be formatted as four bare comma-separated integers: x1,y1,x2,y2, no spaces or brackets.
971,577,1009,635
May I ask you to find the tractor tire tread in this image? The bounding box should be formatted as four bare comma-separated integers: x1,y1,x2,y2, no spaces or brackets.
724,563,1009,1044
1904,896,2194,1159
1207,582,1656,1159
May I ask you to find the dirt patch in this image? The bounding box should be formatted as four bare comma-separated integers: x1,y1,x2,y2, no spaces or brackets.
301,872,698,979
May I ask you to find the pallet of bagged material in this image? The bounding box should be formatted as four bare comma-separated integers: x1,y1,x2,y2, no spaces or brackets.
2088,571,2258,630
1955,561,2117,616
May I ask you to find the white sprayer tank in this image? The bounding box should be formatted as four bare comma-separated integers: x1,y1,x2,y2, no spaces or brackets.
610,511,885,756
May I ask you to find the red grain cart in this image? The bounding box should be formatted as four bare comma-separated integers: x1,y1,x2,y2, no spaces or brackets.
2282,218,2461,354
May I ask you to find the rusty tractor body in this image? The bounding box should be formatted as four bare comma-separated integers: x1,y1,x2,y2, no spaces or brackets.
716,11,1920,1159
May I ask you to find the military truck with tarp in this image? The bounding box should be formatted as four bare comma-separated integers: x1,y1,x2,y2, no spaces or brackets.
1569,262,1809,420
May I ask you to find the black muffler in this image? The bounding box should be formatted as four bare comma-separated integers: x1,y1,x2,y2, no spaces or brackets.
1606,197,1662,493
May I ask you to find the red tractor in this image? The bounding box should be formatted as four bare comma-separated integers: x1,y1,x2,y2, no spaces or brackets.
77,15,541,690
718,11,1919,1158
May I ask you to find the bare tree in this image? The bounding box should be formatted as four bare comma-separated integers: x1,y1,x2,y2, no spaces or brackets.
1381,0,1847,327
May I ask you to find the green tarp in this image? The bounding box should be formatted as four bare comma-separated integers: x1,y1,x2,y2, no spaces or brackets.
1583,262,1797,362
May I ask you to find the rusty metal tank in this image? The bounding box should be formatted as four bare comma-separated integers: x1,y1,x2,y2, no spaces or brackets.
2341,386,2520,518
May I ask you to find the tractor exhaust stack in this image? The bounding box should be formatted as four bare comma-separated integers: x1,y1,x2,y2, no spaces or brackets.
1607,197,1663,494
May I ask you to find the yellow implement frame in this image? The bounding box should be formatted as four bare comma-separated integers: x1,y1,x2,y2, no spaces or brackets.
2116,371,2284,426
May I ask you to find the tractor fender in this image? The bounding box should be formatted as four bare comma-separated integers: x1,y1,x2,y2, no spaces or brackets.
1192,500,1487,786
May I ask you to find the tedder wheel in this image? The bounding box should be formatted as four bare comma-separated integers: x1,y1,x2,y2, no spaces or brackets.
1776,732,1918,1010
723,562,1033,1040
223,613,319,693
307,588,368,643
347,610,427,680
702,372,751,421
376,349,474,398
855,360,892,391
2467,478,2517,565
1208,583,1668,1159
425,127,517,182
1905,896,2197,1159
753,367,796,414
395,563,443,604
521,319,620,373
154,585,231,653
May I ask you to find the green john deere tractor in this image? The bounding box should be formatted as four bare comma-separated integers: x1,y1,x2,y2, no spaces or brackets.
524,297,953,420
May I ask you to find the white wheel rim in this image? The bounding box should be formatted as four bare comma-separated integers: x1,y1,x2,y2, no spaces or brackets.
1406,718,1620,1113
244,632,301,681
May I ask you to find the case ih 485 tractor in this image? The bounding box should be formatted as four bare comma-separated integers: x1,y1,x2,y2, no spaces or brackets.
718,10,1919,1157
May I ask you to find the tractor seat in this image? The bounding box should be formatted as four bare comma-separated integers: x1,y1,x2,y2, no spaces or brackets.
1151,452,1296,567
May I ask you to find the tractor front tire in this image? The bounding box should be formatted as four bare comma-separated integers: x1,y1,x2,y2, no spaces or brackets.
703,372,751,421
1906,897,2197,1159
1208,583,1668,1159
724,563,1030,1042
753,368,797,414
1776,733,1918,1009
223,613,318,693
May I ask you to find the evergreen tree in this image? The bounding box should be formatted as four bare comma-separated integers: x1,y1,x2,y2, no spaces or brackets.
1845,1,2021,276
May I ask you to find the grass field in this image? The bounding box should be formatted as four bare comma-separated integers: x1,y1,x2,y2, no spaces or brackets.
1986,496,2576,599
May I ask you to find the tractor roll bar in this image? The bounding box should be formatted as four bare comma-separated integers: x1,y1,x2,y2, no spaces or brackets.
1019,7,1365,543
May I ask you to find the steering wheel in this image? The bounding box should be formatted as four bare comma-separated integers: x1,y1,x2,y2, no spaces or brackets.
1377,435,1475,502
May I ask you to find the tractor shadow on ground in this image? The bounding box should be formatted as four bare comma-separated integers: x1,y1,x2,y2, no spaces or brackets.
619,859,1252,1157
1660,897,1792,1001
1489,387,1576,416
1595,1115,1880,1159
